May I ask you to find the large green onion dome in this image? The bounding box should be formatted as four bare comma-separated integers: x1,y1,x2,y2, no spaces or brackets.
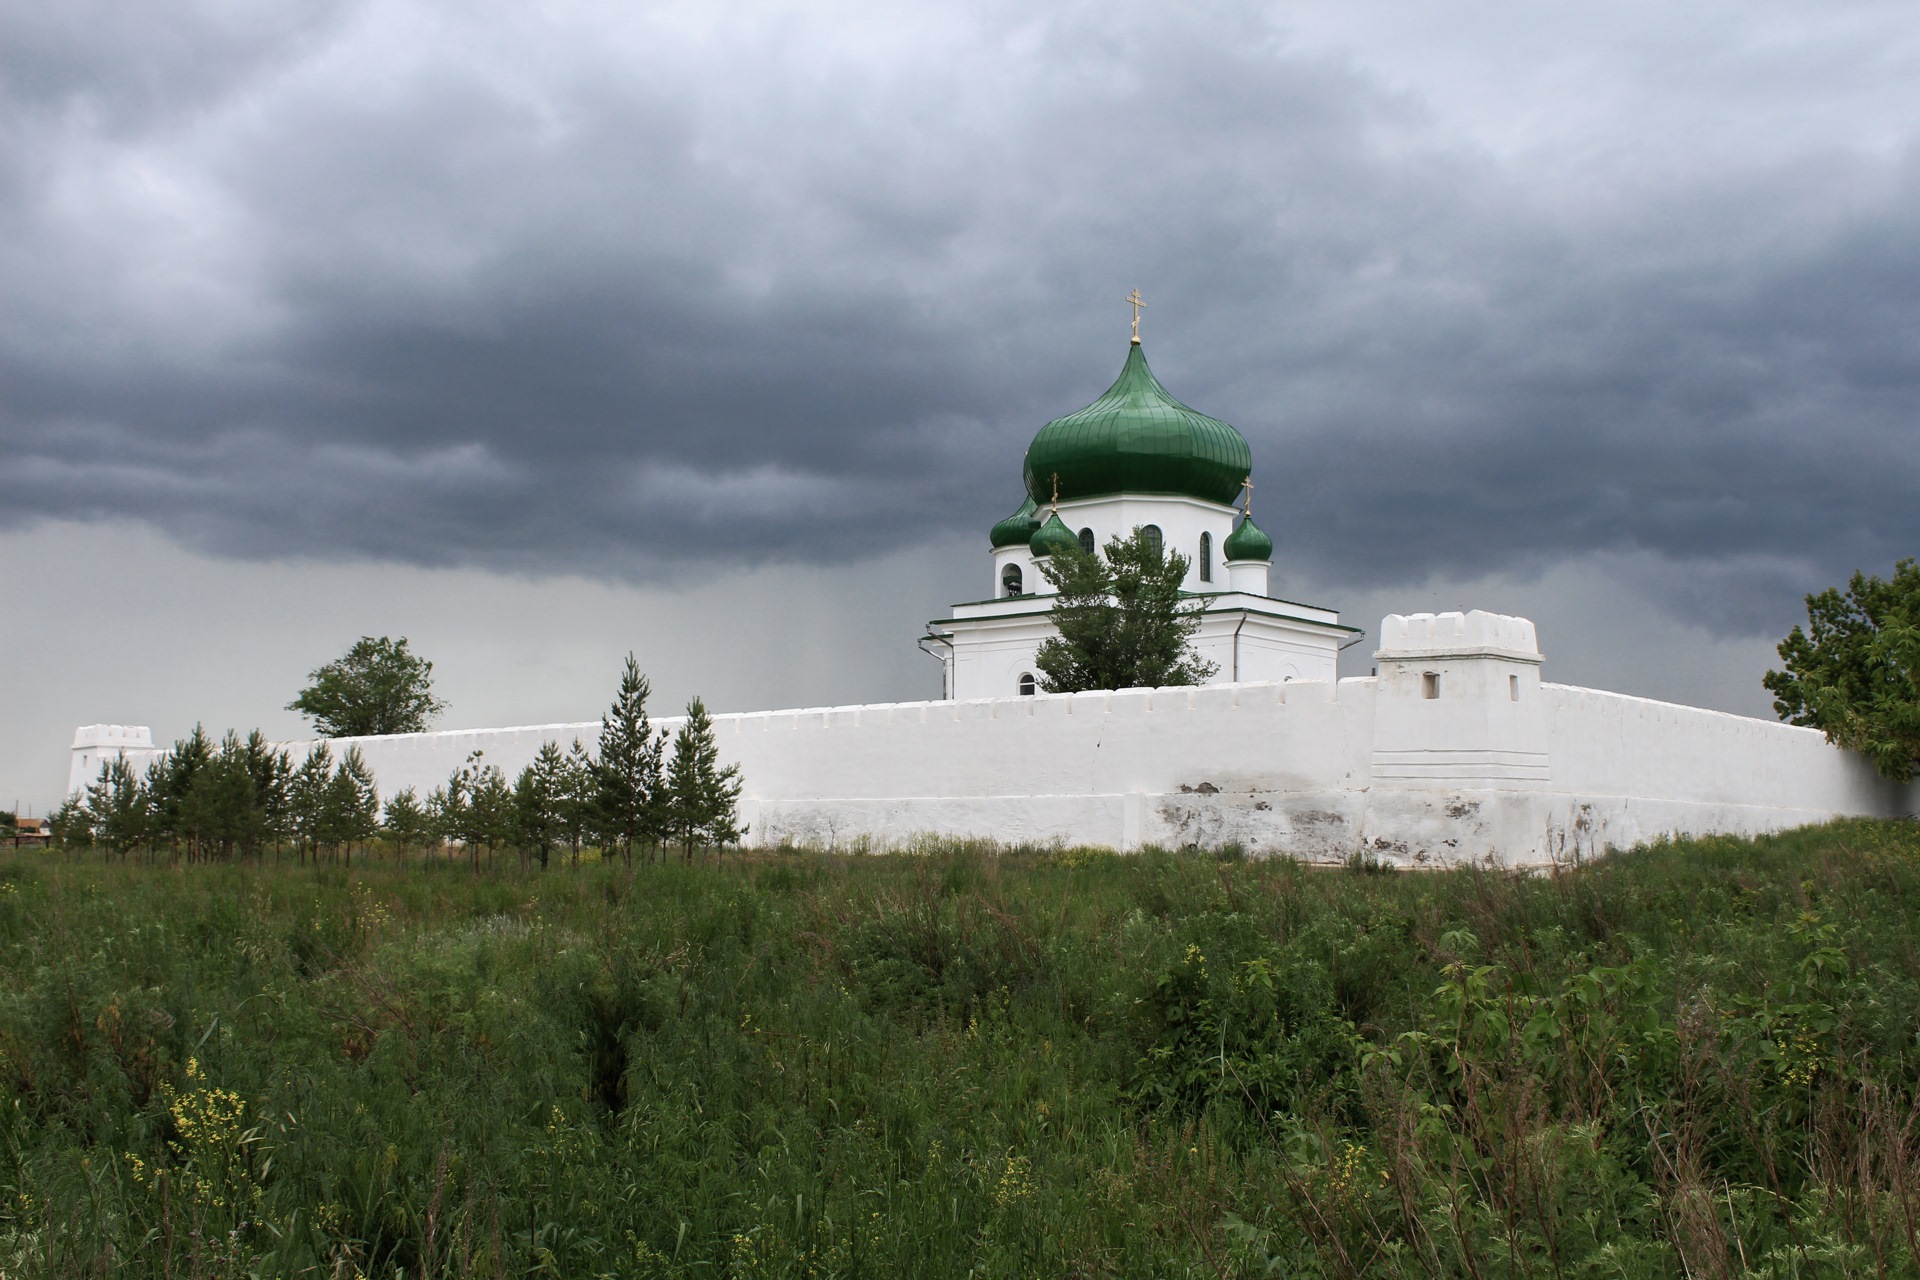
1029,511,1079,559
1223,513,1273,562
1022,344,1251,506
989,495,1041,548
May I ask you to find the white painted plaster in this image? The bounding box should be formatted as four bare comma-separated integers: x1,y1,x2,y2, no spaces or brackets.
1047,493,1236,592
72,612,1918,866
68,725,158,795
1226,558,1269,595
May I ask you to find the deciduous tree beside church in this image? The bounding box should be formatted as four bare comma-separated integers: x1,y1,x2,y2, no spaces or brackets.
1034,526,1217,693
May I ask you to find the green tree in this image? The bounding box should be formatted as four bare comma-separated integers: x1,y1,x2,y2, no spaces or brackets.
147,725,215,862
46,797,91,850
1764,559,1920,782
326,746,381,863
383,787,429,865
512,742,567,871
196,732,258,863
425,779,464,863
561,739,596,868
237,730,292,860
1033,526,1217,693
289,744,334,864
595,654,664,867
85,755,148,860
665,697,744,857
468,762,512,871
288,636,447,738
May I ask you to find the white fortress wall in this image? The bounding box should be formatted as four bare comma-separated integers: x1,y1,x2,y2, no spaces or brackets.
68,612,1918,865
731,679,1374,856
1536,683,1911,851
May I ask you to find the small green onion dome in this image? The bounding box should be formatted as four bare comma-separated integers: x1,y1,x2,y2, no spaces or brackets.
1223,514,1273,562
989,495,1041,548
1029,511,1079,559
1022,343,1252,506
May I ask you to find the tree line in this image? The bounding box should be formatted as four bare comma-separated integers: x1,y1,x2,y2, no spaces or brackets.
50,654,741,868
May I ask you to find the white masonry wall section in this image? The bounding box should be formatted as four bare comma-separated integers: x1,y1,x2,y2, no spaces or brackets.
67,725,158,796
69,611,1918,867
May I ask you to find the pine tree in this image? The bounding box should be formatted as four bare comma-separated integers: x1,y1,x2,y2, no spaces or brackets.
664,708,703,858
595,654,663,867
561,739,596,868
425,779,464,863
47,797,92,851
328,746,381,864
469,763,512,871
151,725,216,862
513,742,566,871
666,696,744,857
85,756,147,860
289,744,334,865
383,787,429,865
239,731,291,860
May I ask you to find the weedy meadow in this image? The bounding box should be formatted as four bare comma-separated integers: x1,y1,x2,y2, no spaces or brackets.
5,821,1920,1277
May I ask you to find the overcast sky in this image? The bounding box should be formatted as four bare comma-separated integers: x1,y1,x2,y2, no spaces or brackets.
6,0,1920,811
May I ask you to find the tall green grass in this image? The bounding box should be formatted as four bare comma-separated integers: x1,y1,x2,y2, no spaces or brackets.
4,821,1920,1276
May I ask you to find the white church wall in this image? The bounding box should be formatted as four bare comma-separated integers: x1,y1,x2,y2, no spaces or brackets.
943,611,1054,700
69,613,1918,866
1192,611,1343,685
943,597,1348,700
1051,493,1238,591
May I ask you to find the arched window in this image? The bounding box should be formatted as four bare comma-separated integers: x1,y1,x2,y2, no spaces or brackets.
1142,524,1163,558
1018,672,1037,696
1198,531,1212,582
1077,527,1095,556
1001,563,1023,597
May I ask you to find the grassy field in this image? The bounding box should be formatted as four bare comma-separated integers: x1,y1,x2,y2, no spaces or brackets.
6,823,1920,1278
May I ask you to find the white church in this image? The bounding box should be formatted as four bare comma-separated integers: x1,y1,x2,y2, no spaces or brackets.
71,316,1918,865
930,322,1353,701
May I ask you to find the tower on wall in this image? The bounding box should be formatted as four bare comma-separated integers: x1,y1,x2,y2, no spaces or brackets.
924,309,1356,700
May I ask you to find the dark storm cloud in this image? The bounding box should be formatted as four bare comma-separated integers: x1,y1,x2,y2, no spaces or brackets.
5,0,1919,626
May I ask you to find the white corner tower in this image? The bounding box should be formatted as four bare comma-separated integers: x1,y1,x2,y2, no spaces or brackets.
69,724,161,796
1370,610,1548,786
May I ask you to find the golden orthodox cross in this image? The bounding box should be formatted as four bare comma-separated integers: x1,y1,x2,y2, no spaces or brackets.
1050,472,1061,512
1126,288,1146,344
1241,476,1254,516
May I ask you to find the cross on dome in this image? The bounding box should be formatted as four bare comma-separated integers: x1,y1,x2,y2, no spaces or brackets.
1126,288,1146,344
